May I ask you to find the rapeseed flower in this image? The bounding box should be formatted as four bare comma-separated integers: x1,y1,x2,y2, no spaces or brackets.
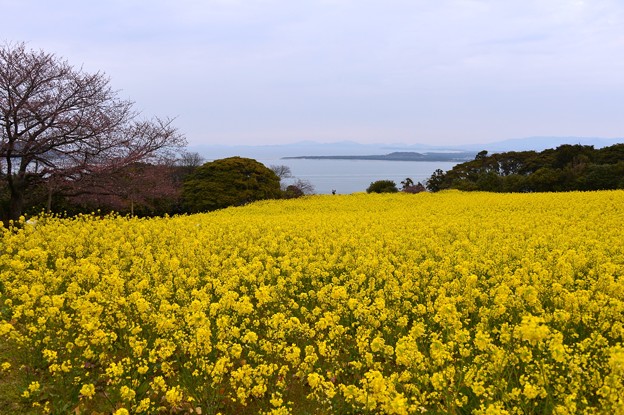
1,191,623,413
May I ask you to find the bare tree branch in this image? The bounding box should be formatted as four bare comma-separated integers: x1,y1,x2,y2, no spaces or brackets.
0,42,186,222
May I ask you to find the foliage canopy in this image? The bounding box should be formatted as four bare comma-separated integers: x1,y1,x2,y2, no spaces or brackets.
366,179,399,193
182,156,281,212
427,144,624,192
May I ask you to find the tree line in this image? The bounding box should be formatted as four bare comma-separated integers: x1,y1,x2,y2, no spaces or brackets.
426,144,624,192
0,42,312,226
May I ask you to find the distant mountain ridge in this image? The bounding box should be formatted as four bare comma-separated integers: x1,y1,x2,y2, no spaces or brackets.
188,136,623,161
283,151,476,162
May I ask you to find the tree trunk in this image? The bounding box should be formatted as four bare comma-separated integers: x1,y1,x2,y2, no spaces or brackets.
6,165,27,224
8,188,25,223
47,187,53,213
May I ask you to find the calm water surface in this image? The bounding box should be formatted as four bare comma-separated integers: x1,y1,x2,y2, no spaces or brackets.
257,159,459,194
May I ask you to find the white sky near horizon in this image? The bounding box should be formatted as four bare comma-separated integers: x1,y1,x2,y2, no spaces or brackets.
2,0,624,147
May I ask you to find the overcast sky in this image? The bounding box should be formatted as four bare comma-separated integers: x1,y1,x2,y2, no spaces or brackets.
3,0,624,146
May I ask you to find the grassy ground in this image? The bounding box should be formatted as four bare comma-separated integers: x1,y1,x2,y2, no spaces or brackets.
0,341,37,414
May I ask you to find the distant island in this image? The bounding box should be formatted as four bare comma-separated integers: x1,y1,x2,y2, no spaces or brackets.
282,151,476,162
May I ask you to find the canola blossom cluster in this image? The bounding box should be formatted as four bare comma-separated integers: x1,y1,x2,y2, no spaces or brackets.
1,191,623,414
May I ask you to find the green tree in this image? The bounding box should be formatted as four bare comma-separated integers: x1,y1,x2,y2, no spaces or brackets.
182,157,281,212
366,180,398,193
426,169,448,192
426,143,624,193
595,143,624,165
579,162,624,190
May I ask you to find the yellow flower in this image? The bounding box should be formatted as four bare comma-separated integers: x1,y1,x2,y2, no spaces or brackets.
165,386,183,406
370,336,386,353
242,330,258,344
119,385,136,401
516,315,550,345
307,373,321,389
523,382,541,399
21,381,41,398
135,398,151,412
2,191,624,414
80,383,96,399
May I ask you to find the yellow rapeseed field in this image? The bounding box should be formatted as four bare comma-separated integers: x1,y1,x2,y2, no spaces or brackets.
1,191,623,414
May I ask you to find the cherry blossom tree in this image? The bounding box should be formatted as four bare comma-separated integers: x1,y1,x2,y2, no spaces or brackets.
0,42,185,223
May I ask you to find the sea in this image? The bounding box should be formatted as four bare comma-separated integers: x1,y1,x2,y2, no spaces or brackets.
195,137,623,195
255,158,459,194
